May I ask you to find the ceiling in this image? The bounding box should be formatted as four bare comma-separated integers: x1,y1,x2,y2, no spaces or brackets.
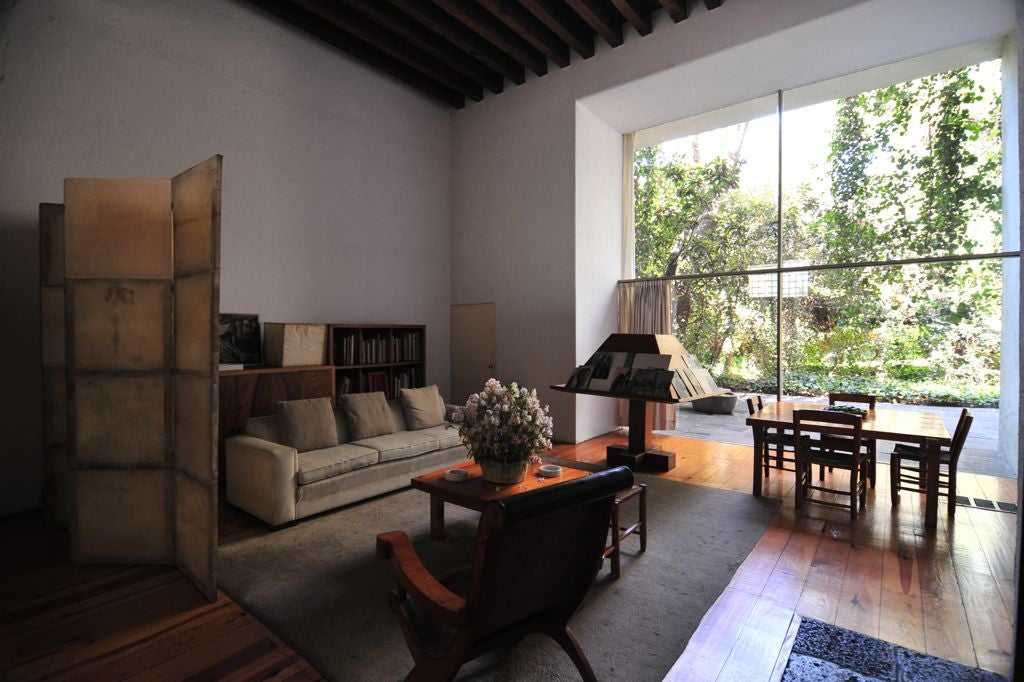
246,0,724,109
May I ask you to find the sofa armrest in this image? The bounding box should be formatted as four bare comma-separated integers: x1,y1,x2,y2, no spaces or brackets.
225,435,298,527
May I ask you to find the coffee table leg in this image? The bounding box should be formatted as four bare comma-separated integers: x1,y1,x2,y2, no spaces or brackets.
430,494,445,540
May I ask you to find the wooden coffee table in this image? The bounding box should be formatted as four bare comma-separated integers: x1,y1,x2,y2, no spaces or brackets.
411,460,589,540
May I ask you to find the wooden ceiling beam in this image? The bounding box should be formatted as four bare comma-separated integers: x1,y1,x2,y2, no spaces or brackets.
431,0,548,76
519,0,595,59
566,0,623,48
387,0,526,85
657,0,687,23
477,0,571,68
340,0,503,94
610,0,652,36
246,0,464,108
293,0,483,101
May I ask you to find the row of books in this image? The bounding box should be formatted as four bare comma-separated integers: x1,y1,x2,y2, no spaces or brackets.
334,334,358,365
336,368,420,401
392,367,418,397
333,332,422,366
564,350,717,401
392,333,421,363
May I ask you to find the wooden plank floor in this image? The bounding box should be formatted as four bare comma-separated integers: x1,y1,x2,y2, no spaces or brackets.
2,430,1016,681
545,431,1017,681
0,515,323,681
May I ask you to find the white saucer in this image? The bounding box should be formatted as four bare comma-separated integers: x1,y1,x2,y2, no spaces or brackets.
537,464,562,478
444,469,469,482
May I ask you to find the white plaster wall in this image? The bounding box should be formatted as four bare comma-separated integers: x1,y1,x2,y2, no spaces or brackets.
1001,34,1021,476
451,0,1015,442
574,103,622,442
0,0,451,515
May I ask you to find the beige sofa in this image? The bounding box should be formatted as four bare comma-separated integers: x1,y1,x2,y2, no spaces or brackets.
225,396,466,526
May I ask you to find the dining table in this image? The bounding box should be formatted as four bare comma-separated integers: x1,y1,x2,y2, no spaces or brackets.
746,401,952,530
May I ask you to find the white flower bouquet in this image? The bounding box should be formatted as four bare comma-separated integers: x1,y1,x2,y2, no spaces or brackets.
453,378,554,464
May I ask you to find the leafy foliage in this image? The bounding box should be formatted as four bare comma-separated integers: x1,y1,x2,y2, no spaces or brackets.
633,61,1004,407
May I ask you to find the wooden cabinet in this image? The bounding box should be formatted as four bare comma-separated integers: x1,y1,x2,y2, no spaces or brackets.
217,365,333,475
329,324,425,400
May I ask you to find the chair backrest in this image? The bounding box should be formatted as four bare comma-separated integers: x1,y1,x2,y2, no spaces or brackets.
745,395,764,416
947,408,974,467
793,409,864,457
464,466,633,638
828,392,876,409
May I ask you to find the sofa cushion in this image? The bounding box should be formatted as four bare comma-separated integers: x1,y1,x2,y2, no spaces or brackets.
296,443,379,485
340,392,395,440
246,415,282,444
278,398,338,452
414,424,462,450
333,409,352,443
352,431,439,463
400,385,446,430
388,399,408,432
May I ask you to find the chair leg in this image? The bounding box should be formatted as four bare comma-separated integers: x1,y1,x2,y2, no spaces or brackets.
763,442,770,478
870,442,877,488
892,450,901,503
850,467,859,520
859,463,867,510
818,464,824,481
550,626,598,682
610,502,621,579
948,468,957,518
639,484,648,553
795,461,804,509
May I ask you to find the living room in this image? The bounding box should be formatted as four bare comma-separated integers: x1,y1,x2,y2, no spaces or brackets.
1,0,1021,680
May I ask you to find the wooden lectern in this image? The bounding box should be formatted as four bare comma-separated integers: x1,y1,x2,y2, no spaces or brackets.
552,333,727,472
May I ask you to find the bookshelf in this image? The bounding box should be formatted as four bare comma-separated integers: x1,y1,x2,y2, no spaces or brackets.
329,324,426,400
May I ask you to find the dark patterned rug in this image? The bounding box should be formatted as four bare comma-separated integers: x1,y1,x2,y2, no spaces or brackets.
783,618,1008,681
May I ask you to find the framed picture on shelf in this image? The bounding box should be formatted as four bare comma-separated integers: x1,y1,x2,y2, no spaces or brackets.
219,313,261,365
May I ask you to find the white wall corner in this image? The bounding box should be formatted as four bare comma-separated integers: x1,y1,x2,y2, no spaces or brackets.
573,102,623,442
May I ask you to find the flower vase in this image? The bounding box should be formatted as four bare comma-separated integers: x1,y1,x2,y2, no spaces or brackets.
478,458,528,485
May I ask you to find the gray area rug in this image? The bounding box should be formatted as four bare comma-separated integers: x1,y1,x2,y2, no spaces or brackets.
218,472,779,681
783,618,1008,681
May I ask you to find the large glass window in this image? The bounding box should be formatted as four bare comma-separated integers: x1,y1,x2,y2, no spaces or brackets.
630,56,1015,420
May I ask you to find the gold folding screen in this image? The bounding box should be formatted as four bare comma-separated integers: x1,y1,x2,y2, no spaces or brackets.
52,156,222,600
171,157,221,600
40,204,67,525
66,178,175,564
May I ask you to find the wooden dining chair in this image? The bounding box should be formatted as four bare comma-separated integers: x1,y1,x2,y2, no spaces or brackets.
746,395,795,477
890,408,973,518
827,392,877,488
377,466,634,682
794,410,870,520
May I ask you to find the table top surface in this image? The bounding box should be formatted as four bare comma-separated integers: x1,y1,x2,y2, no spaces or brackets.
411,460,590,511
746,401,951,444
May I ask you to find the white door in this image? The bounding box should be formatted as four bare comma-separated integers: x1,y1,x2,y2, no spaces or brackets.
451,303,495,403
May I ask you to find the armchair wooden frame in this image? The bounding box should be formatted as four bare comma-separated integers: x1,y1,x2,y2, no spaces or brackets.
827,392,878,488
746,395,796,477
794,410,870,520
890,408,973,518
377,466,634,681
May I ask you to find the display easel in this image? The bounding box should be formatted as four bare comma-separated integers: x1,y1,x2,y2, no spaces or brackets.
552,333,727,472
